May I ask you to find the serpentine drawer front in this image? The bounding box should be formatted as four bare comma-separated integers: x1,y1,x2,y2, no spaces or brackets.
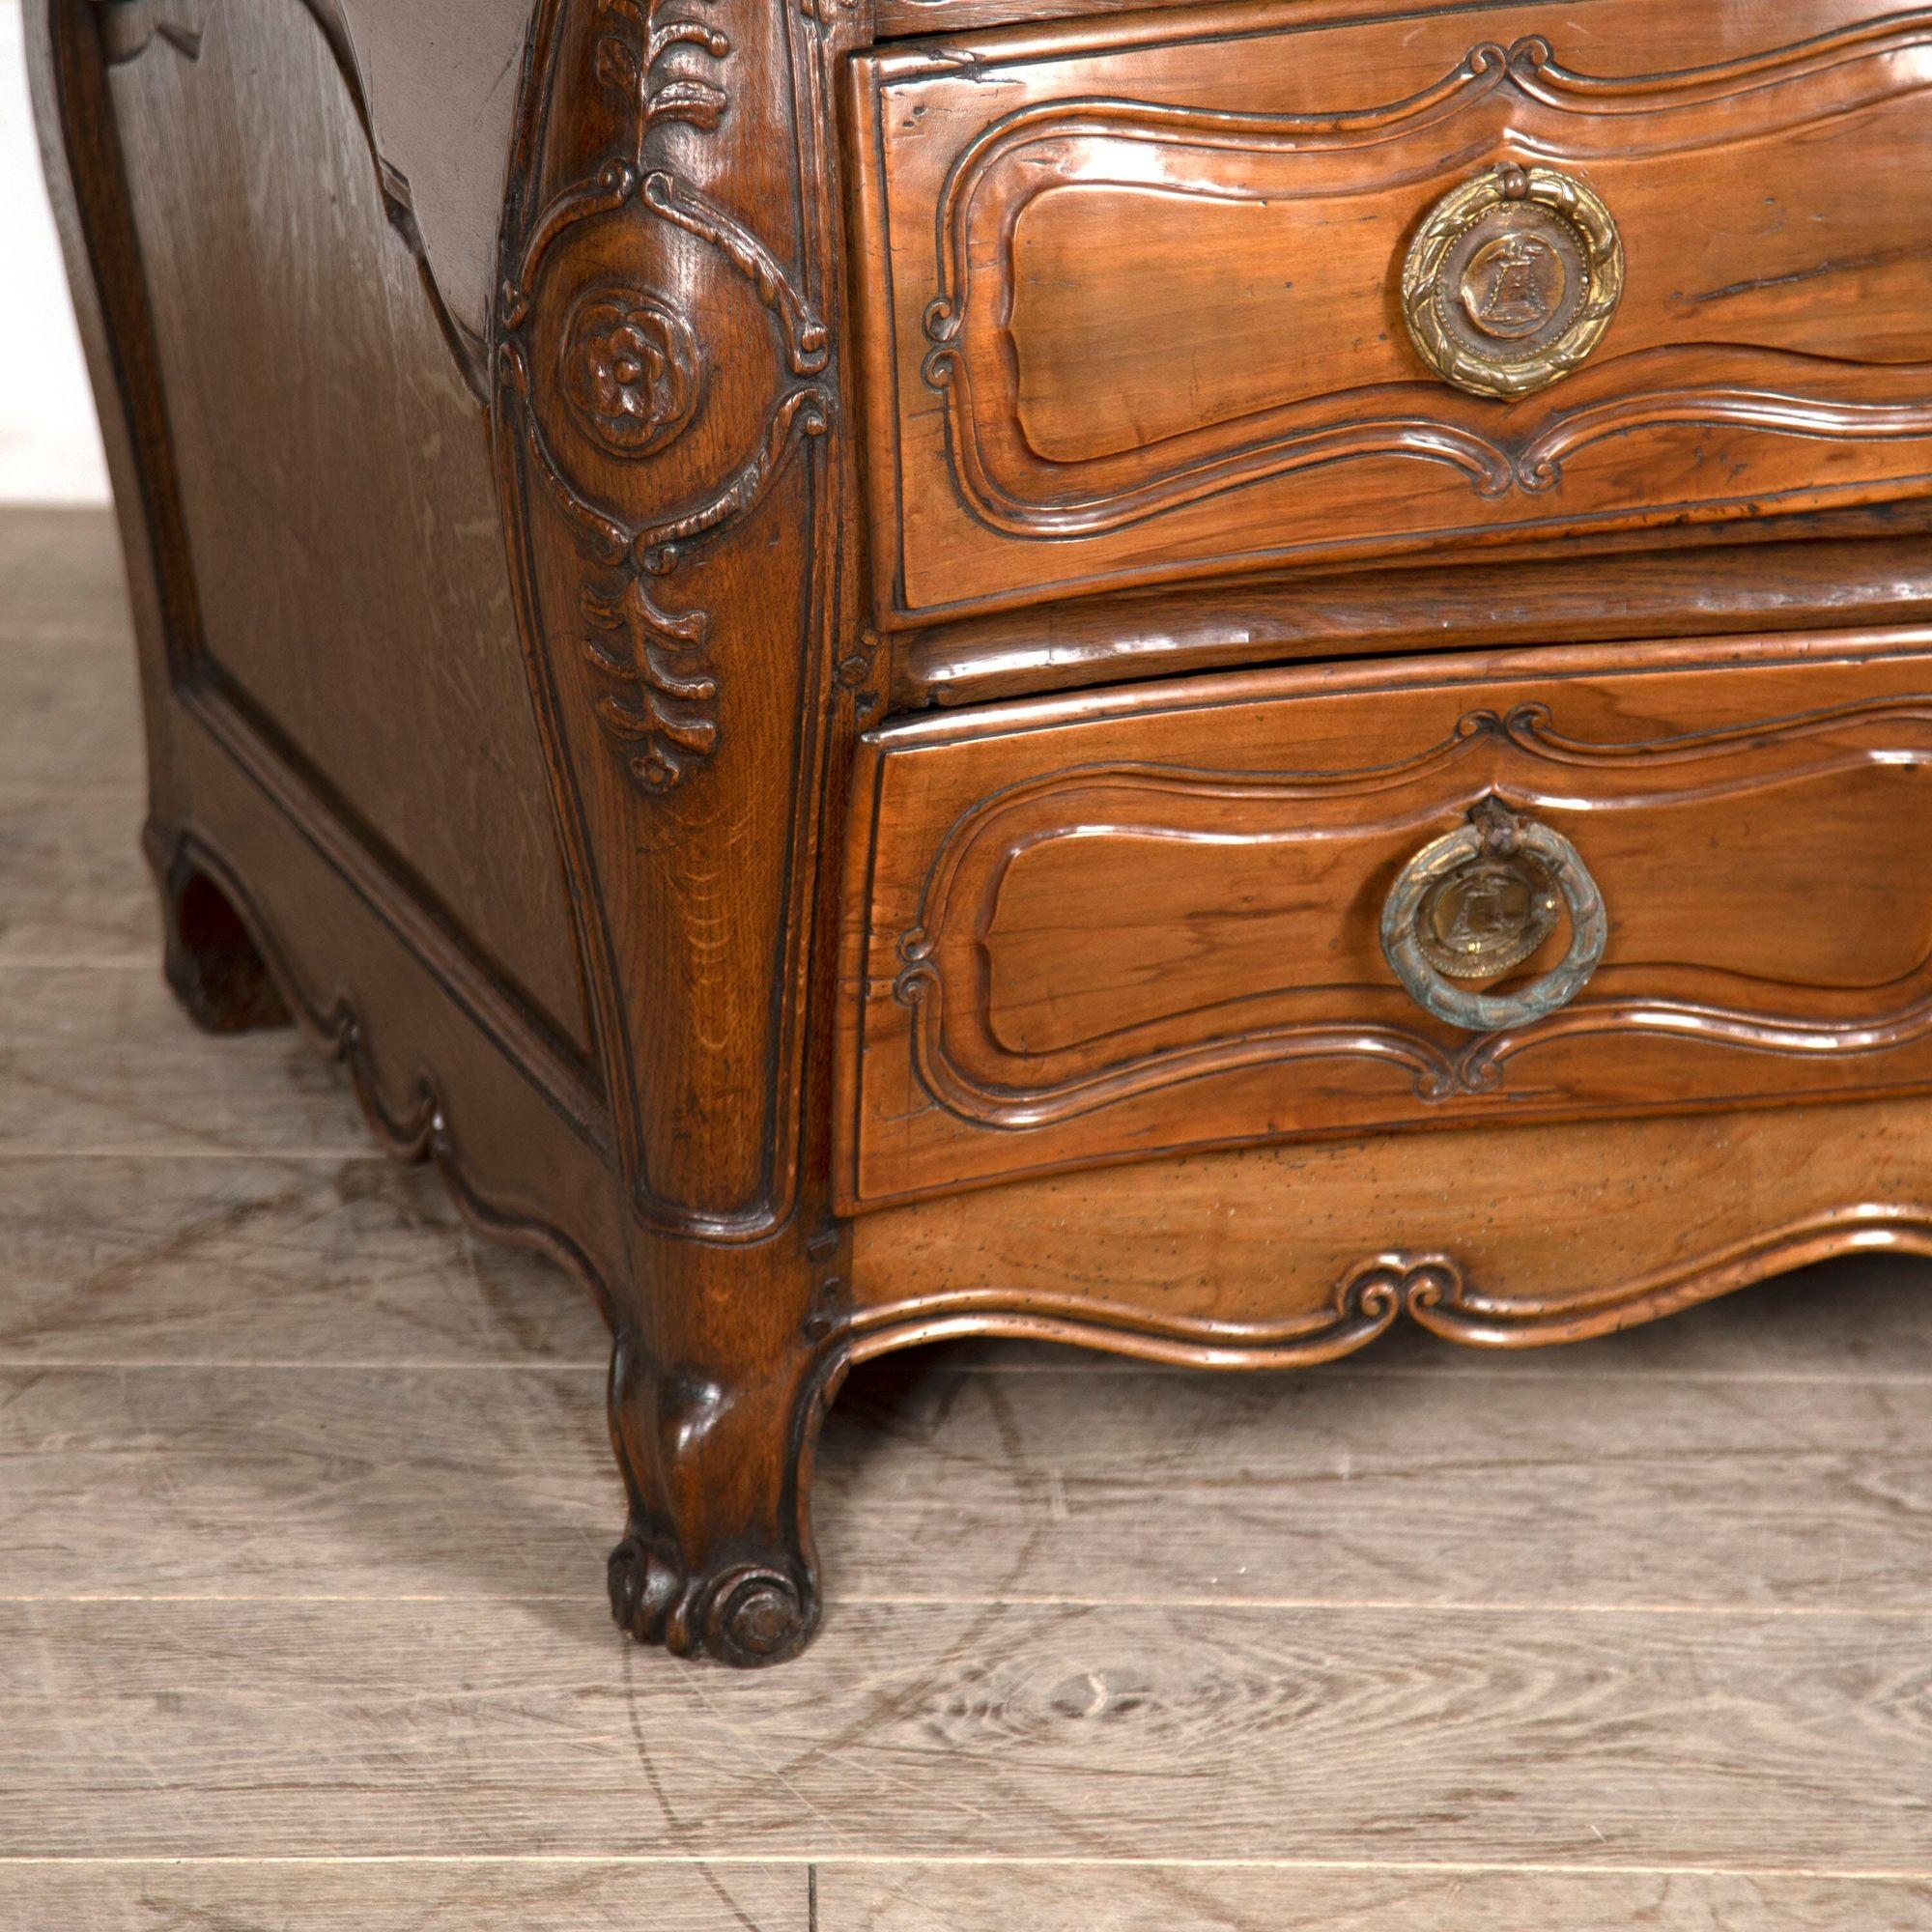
846,0,1932,625
836,636,1932,1208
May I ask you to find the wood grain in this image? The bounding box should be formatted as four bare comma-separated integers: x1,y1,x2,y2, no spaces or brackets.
3,1317,1928,1607
0,1154,604,1367
6,1861,1929,1931
0,1362,613,1599
820,1865,1932,1932
0,514,155,965
0,1861,810,1930
849,1087,1932,1352
892,525,1932,711
0,794,156,963
823,1343,1932,1609
29,0,1932,1708
480,0,877,1664
952,1255,1932,1380
105,0,591,1049
0,1121,1921,1379
0,965,369,1156
17,0,1932,1881
5,1596,1929,1864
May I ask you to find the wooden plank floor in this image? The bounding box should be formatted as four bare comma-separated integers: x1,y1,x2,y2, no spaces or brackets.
2,507,1930,1929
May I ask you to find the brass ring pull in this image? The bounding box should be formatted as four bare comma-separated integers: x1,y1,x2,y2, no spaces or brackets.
1403,162,1624,398
1380,799,1607,1032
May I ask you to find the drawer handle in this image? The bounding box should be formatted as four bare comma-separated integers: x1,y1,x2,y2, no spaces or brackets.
1402,162,1624,399
1380,798,1607,1032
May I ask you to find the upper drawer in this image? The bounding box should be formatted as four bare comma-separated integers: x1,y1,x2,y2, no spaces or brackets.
846,0,1932,626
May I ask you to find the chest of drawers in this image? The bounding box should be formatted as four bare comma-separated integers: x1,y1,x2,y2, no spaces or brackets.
35,0,1932,1662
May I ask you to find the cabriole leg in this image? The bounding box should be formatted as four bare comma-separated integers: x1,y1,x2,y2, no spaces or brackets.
604,1234,839,1667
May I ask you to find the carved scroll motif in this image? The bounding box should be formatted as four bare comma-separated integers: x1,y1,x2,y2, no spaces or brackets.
497,0,833,793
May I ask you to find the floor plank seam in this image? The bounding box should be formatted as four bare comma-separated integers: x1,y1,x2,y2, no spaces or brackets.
0,1148,398,1163
3,1857,1929,1880
0,1358,610,1371
8,1355,1932,1389
7,1593,1930,1616
831,1595,1932,1616
0,956,173,970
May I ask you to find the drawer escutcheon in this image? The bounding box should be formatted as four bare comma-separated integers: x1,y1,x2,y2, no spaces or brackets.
1403,162,1625,399
1381,798,1607,1030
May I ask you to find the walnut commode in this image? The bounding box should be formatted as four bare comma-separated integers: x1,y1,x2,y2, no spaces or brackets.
34,0,1932,1663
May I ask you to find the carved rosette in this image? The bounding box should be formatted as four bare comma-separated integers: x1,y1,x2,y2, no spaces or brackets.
561,286,703,457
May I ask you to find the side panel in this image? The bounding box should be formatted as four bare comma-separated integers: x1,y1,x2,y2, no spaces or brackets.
28,0,626,1293
97,0,594,1057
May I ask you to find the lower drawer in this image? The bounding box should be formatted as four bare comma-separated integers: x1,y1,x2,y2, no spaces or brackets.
835,632,1932,1208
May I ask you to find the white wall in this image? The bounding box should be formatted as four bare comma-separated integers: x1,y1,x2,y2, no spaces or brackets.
1,0,111,503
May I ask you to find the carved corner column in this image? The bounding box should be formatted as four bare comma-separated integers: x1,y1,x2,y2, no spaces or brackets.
492,0,868,1661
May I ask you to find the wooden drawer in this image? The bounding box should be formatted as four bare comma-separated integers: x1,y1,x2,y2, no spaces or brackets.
836,633,1932,1208
846,0,1932,626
